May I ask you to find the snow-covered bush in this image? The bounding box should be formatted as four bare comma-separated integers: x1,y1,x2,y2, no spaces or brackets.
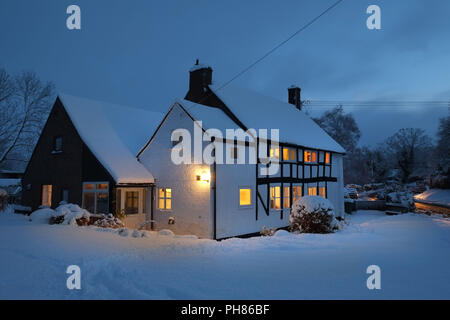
93,214,124,229
29,208,56,224
289,196,338,234
54,203,90,226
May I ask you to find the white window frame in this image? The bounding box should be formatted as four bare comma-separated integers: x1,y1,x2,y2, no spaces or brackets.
120,188,144,215
270,185,282,211
238,186,253,209
82,182,109,214
157,187,172,211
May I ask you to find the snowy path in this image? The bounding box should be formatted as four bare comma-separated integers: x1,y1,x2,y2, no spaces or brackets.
0,210,449,299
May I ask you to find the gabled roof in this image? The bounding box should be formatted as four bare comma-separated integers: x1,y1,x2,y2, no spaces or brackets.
59,94,163,184
209,84,346,153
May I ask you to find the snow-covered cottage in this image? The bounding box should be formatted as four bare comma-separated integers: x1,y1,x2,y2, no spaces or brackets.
22,63,345,239
137,64,346,239
21,95,163,228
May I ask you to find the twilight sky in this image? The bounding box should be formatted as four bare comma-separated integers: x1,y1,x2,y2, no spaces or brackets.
0,0,449,146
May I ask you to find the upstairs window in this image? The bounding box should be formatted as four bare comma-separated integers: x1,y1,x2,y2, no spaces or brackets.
282,148,296,161
304,150,317,163
53,136,63,153
270,147,280,159
325,152,331,164
158,188,172,210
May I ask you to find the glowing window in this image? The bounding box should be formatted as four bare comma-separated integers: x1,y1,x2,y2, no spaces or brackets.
283,186,290,208
158,188,172,210
325,152,331,164
283,148,296,161
41,185,52,207
293,186,302,203
304,150,317,163
319,187,326,198
239,188,252,206
270,147,280,159
308,187,317,196
270,186,281,210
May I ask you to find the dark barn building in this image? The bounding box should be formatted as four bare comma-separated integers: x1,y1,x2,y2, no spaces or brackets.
22,94,162,228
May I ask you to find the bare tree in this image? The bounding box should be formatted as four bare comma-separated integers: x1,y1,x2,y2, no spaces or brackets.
313,105,361,153
0,70,54,170
384,128,433,182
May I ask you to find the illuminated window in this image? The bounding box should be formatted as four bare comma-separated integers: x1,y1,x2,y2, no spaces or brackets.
270,186,281,210
270,147,280,159
158,188,172,210
283,148,296,161
308,187,317,196
283,186,290,208
293,186,302,203
319,187,326,198
82,182,109,214
239,188,252,206
325,152,331,164
41,185,52,207
304,150,317,163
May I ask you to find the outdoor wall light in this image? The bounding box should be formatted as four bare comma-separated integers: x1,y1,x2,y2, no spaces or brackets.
196,171,210,183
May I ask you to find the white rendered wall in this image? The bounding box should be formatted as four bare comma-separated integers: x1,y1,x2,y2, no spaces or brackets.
138,105,212,238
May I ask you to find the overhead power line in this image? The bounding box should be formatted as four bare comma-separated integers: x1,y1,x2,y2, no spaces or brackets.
186,0,345,112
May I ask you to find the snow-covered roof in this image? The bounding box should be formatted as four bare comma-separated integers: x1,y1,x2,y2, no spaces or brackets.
59,94,163,184
178,100,241,133
209,85,346,153
189,63,212,72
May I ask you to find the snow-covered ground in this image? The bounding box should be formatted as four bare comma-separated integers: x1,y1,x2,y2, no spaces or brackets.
0,209,449,299
414,189,450,207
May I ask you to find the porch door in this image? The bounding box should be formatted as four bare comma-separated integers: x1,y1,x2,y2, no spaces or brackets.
41,185,52,207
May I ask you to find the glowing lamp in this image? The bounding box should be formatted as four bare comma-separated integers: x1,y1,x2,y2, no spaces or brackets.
196,171,210,183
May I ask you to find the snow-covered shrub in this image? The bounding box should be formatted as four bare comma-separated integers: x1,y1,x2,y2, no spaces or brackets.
54,203,91,226
260,226,276,237
93,214,124,229
29,208,56,224
289,196,338,234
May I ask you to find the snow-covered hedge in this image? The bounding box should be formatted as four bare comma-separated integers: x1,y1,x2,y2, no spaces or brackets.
289,196,338,234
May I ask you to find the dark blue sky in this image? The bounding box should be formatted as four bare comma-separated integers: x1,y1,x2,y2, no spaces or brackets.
0,0,449,146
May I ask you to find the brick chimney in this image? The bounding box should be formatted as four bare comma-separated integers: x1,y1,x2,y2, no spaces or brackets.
288,86,302,110
185,59,213,102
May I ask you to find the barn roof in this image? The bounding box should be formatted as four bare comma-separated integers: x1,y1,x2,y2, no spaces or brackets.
59,94,163,184
209,84,346,153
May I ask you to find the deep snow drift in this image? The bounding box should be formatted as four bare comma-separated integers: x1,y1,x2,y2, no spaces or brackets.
0,209,449,299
